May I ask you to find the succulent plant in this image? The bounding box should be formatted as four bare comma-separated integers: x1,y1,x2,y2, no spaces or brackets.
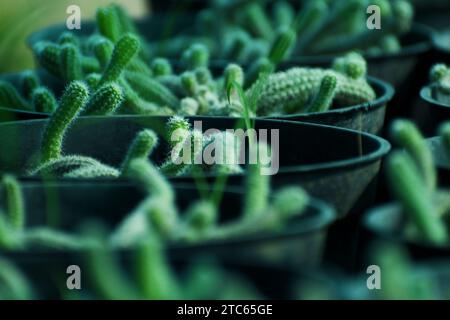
387,120,450,245
157,0,413,65
429,63,450,105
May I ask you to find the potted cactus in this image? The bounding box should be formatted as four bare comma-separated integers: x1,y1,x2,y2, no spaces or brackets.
0,94,390,217
363,120,450,260
0,4,395,134
0,158,335,299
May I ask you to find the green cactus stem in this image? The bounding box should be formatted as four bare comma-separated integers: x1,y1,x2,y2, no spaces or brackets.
181,44,210,70
96,6,122,43
99,34,140,86
268,27,296,65
242,2,274,41
390,119,437,193
32,87,58,113
121,129,158,175
1,175,25,230
307,73,337,113
83,83,123,116
20,71,40,100
125,72,179,110
151,58,173,77
40,81,89,164
243,143,270,218
0,81,31,110
94,38,114,69
59,44,83,82
34,42,62,78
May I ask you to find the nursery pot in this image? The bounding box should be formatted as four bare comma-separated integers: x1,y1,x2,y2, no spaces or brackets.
427,136,450,187
0,116,390,218
361,203,450,263
0,182,335,299
0,70,62,122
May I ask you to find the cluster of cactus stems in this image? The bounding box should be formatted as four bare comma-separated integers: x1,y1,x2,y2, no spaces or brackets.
158,0,413,65
387,119,450,245
429,63,450,105
0,153,308,298
0,4,378,118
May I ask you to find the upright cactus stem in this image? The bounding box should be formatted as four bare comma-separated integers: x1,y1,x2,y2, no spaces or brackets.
390,119,436,193
127,159,174,203
440,122,450,154
243,2,274,41
387,152,447,245
268,27,296,65
307,73,337,113
332,52,367,80
34,42,62,78
94,38,114,69
99,34,140,86
40,81,89,164
32,87,58,113
1,175,25,230
224,64,244,88
83,83,123,116
59,43,83,82
121,129,158,175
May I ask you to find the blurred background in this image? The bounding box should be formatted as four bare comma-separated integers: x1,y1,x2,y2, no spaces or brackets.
0,0,148,73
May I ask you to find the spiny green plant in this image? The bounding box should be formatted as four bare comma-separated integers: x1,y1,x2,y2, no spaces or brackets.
386,120,450,246
428,63,450,105
156,0,413,65
251,52,375,116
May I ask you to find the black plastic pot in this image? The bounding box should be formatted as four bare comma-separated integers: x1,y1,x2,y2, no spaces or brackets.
0,116,390,218
0,182,335,299
427,136,450,187
267,77,394,134
362,203,450,262
417,85,450,136
415,4,450,31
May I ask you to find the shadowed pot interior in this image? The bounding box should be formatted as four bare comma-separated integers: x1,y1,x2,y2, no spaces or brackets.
0,116,390,218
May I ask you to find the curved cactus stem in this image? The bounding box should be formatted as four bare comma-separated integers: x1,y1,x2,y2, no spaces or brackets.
121,129,158,175
96,6,122,43
387,152,447,245
99,33,140,86
34,42,61,78
0,81,31,110
40,81,89,164
94,38,114,69
307,73,337,113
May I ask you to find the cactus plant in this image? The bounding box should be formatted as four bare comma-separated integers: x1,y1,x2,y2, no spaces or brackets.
386,120,450,245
